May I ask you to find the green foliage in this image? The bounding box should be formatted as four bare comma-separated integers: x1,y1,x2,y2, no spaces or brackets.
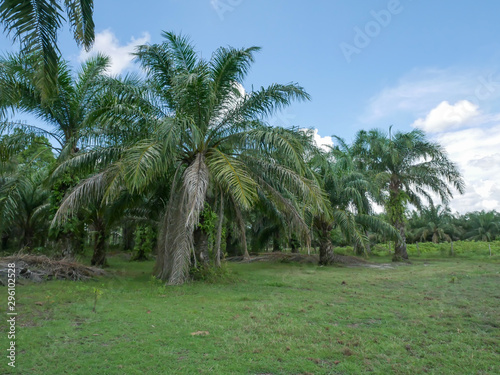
147,275,168,295
370,240,500,259
387,190,408,225
0,167,51,250
48,173,83,245
0,0,95,99
406,205,459,243
462,210,500,242
199,203,218,244
189,263,236,284
50,173,80,209
0,128,55,170
406,240,500,258
132,225,155,261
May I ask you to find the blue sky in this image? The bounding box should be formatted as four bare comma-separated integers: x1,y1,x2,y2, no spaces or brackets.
1,0,500,213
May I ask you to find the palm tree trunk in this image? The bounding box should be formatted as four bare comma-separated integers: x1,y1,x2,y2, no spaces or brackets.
215,194,224,267
91,220,107,267
393,221,408,261
232,198,249,260
156,154,209,285
22,225,34,249
242,227,250,260
290,234,300,253
225,229,239,256
131,226,149,261
272,232,281,252
364,230,371,254
388,188,409,261
193,227,209,266
354,242,364,256
316,220,336,265
123,223,134,252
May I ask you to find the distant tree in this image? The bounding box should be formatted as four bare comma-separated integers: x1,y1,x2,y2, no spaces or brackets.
312,137,398,265
0,129,54,250
0,169,51,249
407,205,459,243
353,128,465,261
462,210,500,242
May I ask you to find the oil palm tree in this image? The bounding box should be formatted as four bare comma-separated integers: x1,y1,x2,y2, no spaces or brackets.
0,52,110,156
0,0,94,98
56,32,324,284
53,179,137,266
0,53,124,257
407,205,459,243
0,168,51,249
462,211,500,242
312,137,398,265
353,128,465,260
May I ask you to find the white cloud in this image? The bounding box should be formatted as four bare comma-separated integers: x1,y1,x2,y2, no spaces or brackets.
412,100,479,133
300,128,333,151
312,129,333,151
432,122,500,213
79,29,150,75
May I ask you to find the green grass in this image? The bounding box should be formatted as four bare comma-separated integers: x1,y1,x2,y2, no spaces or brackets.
334,240,500,260
1,255,499,374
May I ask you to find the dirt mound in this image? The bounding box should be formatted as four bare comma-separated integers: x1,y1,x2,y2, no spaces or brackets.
226,252,369,265
0,255,106,284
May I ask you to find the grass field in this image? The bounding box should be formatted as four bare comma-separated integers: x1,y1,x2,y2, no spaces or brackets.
1,255,499,374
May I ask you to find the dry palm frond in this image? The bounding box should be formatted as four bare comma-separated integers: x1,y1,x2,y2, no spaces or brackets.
0,254,105,282
156,154,210,285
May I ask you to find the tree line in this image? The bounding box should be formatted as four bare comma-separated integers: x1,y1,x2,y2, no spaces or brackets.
0,32,481,285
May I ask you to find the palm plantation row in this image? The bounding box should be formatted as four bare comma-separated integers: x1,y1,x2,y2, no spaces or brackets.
405,207,500,244
0,33,469,284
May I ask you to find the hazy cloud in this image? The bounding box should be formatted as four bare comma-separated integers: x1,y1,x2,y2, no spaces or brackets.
362,68,500,124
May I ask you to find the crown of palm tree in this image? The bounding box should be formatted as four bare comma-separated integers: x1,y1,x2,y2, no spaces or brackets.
0,53,112,158
53,32,326,284
0,0,94,98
